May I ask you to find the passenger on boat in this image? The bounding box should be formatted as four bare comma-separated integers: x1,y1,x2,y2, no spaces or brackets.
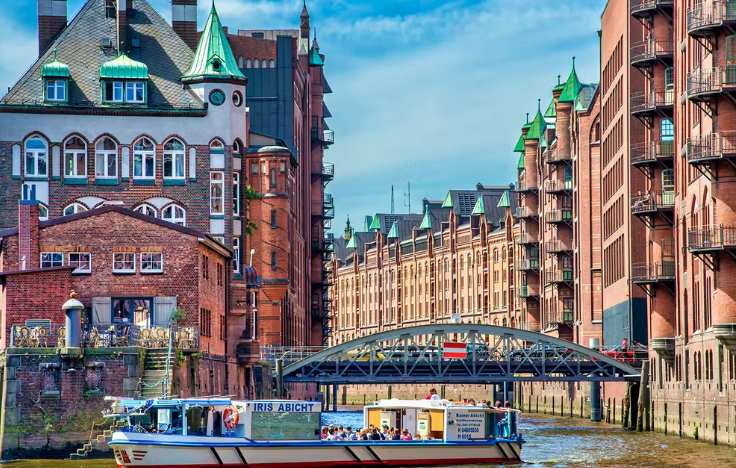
320,426,328,439
345,427,358,440
370,428,382,441
337,425,346,438
380,425,390,440
414,433,422,440
391,429,401,440
359,429,369,440
468,399,476,406
400,429,412,441
326,428,339,440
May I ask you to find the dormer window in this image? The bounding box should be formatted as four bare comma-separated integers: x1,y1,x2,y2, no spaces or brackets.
104,82,124,103
213,60,221,71
100,53,149,106
126,82,145,102
46,80,66,102
41,50,70,105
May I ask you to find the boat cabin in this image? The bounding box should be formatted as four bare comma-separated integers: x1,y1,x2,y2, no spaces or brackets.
363,399,519,441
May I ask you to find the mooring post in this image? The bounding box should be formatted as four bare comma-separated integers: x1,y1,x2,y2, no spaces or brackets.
589,338,602,422
637,361,649,432
275,359,284,398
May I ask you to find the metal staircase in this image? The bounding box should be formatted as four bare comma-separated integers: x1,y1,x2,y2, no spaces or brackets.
69,419,125,460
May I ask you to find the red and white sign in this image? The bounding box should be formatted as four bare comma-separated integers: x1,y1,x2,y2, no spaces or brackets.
442,342,467,359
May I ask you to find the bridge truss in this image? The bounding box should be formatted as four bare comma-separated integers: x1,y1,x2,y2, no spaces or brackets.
281,324,640,384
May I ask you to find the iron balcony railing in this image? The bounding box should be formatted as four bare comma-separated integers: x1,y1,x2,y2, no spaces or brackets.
518,232,539,245
324,193,334,207
687,1,736,35
688,224,736,251
632,262,676,282
687,67,736,98
547,209,573,224
516,179,538,192
322,162,334,179
260,345,326,366
515,206,537,219
630,140,675,165
518,283,540,298
631,38,674,65
518,258,539,271
324,232,335,245
9,324,199,350
545,150,572,165
546,239,572,253
544,178,572,193
631,0,674,16
547,270,574,284
323,129,335,145
686,132,736,164
631,191,675,214
630,90,675,114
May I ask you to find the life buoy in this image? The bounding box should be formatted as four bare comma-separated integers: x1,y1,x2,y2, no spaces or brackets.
223,406,239,430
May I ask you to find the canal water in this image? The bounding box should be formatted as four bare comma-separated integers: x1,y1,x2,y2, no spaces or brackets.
3,411,736,468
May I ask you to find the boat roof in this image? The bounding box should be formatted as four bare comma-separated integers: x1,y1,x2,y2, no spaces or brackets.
367,399,519,413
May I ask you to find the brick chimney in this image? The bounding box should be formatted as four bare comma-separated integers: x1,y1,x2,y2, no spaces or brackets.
118,0,133,53
38,0,67,55
172,0,198,50
18,187,40,271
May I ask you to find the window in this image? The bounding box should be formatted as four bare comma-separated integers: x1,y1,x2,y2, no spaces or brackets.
233,237,240,273
41,252,63,268
200,308,212,336
25,136,48,176
64,136,87,177
113,252,136,273
246,59,251,68
251,163,258,175
135,204,157,217
261,162,266,174
38,204,48,221
125,82,145,103
63,203,86,216
141,252,163,273
162,204,186,225
133,138,155,179
233,172,240,215
269,60,275,68
202,254,209,279
69,253,91,273
253,60,259,69
271,251,277,270
271,209,277,228
262,60,267,68
661,118,674,141
270,169,277,188
163,139,185,179
279,162,286,173
104,81,124,103
46,79,65,102
210,172,224,214
95,138,117,178
112,298,152,324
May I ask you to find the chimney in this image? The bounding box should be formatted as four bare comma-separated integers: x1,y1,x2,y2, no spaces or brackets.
18,187,40,271
172,0,198,50
38,0,67,55
117,0,133,53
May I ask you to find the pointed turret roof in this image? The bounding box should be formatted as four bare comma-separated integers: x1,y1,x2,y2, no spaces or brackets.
497,190,511,208
513,134,525,153
369,214,381,231
362,216,373,232
472,197,485,216
183,2,245,82
441,191,453,208
301,0,309,18
544,98,556,118
347,229,357,249
558,57,582,103
42,49,70,78
387,221,398,239
525,99,547,140
309,31,324,67
518,153,525,170
419,206,432,229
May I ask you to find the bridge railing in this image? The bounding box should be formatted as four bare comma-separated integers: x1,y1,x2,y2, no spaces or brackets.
260,345,326,365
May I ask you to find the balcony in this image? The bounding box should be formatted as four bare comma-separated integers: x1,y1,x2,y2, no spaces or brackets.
631,191,675,216
687,67,736,101
518,283,540,299
518,258,539,271
9,324,199,350
631,140,675,166
515,206,538,219
312,232,335,253
630,39,674,67
544,149,571,165
688,224,736,253
518,232,539,245
546,238,572,254
686,132,736,166
322,162,334,183
516,179,538,193
631,0,674,18
632,262,676,284
630,90,674,116
687,1,736,37
311,127,335,147
547,209,573,225
544,178,572,194
547,270,574,284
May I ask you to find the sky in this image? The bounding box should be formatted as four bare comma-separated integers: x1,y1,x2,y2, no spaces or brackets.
0,0,608,234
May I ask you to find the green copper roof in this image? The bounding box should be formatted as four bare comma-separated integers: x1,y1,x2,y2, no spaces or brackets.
100,53,148,79
309,47,324,66
183,3,245,82
362,216,373,232
441,191,453,208
42,50,70,78
553,74,564,91
472,197,485,216
497,190,511,208
558,57,582,103
387,221,398,239
540,132,548,149
347,230,357,249
419,206,432,229
544,99,556,118
513,134,525,153
369,214,381,231
525,100,547,140
517,153,525,170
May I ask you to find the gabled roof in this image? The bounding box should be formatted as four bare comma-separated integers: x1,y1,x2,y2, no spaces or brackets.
387,221,398,239
471,197,485,216
183,2,246,82
1,0,201,109
346,230,357,249
525,100,547,140
558,57,582,103
442,186,507,217
100,53,149,79
497,190,511,208
41,50,70,78
441,191,453,208
419,206,432,229
369,213,423,235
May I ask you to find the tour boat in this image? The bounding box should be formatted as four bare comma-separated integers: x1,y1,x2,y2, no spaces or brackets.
106,396,524,467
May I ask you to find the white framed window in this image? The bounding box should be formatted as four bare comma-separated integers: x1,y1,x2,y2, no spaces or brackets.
38,204,49,221
133,137,155,179
233,172,240,215
163,139,185,179
232,139,241,155
41,252,63,268
69,253,91,273
162,204,186,225
260,162,266,174
24,136,48,176
113,252,136,273
261,60,267,68
135,204,157,217
46,80,65,102
246,59,252,68
95,138,117,178
104,81,124,103
269,60,275,68
63,203,86,216
210,172,224,215
253,60,259,68
125,82,145,103
141,252,163,273
233,237,241,273
64,136,87,177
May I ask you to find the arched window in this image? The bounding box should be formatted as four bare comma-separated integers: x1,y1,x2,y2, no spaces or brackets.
63,203,86,216
246,59,252,68
238,56,243,68
25,135,48,176
269,60,275,68
163,138,186,179
162,204,186,226
210,139,224,150
261,60,267,68
233,140,241,156
95,138,117,178
64,136,87,177
133,137,155,179
135,204,157,218
38,204,49,221
253,60,259,69
270,168,277,188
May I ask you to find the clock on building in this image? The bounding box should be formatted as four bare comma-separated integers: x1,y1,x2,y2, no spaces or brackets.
209,89,225,106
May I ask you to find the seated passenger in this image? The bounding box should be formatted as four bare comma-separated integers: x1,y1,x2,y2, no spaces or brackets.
360,429,369,440
400,429,412,440
326,428,339,440
370,428,381,440
320,426,328,439
380,425,390,440
468,399,476,406
414,433,422,440
391,429,401,440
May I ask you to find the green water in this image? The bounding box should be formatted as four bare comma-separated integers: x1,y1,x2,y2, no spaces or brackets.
3,413,736,467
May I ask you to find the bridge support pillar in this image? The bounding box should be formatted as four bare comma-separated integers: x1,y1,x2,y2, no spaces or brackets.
332,384,338,412
589,338,602,422
275,359,284,398
325,384,330,410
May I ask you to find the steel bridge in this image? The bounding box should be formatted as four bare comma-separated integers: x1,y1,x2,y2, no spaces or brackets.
278,324,640,385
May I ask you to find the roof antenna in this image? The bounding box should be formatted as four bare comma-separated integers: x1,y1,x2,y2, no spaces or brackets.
391,185,395,214
404,181,411,213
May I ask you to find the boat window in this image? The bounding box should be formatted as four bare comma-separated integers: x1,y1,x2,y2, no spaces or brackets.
158,408,183,434
251,411,320,440
186,406,210,436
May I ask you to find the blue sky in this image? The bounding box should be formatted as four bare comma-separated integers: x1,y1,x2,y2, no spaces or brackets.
0,0,607,234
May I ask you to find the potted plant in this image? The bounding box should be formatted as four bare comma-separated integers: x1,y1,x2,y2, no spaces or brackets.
170,307,187,325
